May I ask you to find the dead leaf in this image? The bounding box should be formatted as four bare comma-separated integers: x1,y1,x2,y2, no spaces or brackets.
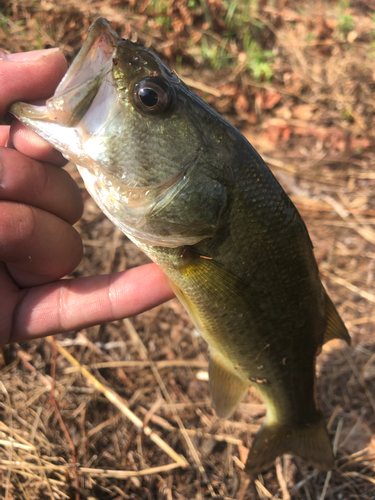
220,83,238,97
238,444,250,464
263,119,292,145
347,30,358,43
275,105,292,120
283,72,303,95
235,94,249,113
260,90,282,110
317,17,332,38
292,104,315,121
173,18,185,34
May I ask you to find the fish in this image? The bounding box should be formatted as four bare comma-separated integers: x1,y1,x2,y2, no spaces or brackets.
11,18,350,474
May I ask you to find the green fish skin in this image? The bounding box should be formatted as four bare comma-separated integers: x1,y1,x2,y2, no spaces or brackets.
11,18,350,474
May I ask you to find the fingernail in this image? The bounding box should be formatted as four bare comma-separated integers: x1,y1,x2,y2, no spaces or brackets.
0,48,60,62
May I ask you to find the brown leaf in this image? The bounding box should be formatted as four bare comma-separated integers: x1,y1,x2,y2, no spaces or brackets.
178,4,193,26
316,15,333,41
219,83,238,97
173,18,185,34
347,30,358,43
260,90,282,110
275,105,292,120
191,29,202,44
292,104,315,121
235,94,250,113
283,72,302,95
238,444,250,464
264,123,291,145
245,111,257,125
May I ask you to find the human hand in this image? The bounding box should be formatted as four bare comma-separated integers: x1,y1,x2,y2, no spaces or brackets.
0,48,174,347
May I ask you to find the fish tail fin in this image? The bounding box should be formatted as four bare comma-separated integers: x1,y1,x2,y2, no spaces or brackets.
323,291,350,345
245,412,334,474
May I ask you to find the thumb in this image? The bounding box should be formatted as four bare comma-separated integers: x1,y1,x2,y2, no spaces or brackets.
0,48,68,116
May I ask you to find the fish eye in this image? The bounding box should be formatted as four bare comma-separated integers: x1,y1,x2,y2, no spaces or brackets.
133,78,170,114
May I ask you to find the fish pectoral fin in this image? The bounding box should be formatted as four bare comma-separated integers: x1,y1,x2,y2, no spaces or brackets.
245,411,334,474
323,291,350,345
175,247,254,309
209,350,249,419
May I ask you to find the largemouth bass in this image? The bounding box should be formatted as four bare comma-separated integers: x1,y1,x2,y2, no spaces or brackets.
11,18,350,474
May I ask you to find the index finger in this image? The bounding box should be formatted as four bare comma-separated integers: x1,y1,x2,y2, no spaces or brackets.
9,264,175,343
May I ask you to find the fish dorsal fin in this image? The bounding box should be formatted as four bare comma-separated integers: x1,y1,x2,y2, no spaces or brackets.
209,349,249,419
323,291,350,345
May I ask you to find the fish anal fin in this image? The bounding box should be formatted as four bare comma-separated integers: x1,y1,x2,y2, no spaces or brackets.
323,291,350,345
245,412,334,474
209,350,249,419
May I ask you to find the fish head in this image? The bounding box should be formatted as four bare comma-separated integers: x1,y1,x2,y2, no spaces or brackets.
11,18,234,246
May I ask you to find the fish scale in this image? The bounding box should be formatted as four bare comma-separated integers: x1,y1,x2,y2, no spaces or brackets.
11,17,350,474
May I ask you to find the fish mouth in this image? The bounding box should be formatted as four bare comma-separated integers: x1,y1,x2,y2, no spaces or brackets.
11,18,120,132
55,18,118,102
10,18,202,247
10,19,162,229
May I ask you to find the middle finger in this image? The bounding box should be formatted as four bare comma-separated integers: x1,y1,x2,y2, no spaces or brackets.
9,119,68,166
0,147,83,225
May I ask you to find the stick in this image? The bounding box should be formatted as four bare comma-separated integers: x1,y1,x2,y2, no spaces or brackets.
49,337,188,469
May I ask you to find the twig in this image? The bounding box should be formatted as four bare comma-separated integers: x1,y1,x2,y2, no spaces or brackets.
1,381,13,500
232,456,245,470
141,398,163,432
342,347,375,414
289,471,318,494
18,350,52,390
0,440,33,451
320,417,344,500
0,422,55,499
138,406,243,445
275,457,290,500
180,75,222,97
322,270,375,304
236,475,251,500
342,472,375,486
122,321,205,474
322,194,375,246
49,338,80,500
0,460,184,477
63,359,208,372
123,318,148,360
255,478,277,499
49,337,188,469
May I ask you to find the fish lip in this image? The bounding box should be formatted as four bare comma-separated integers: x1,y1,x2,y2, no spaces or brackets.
54,18,120,98
10,18,120,128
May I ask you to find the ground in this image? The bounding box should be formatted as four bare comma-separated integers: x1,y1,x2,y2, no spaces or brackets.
1,1,375,499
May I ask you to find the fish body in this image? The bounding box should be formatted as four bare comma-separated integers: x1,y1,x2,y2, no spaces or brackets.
11,18,350,473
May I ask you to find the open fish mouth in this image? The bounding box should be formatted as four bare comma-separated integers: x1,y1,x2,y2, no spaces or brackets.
52,18,118,118
10,19,119,158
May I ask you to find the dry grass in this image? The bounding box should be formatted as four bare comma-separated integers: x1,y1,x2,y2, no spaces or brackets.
1,1,375,498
